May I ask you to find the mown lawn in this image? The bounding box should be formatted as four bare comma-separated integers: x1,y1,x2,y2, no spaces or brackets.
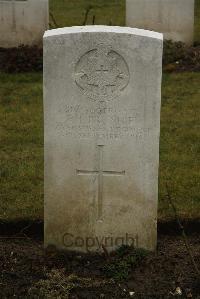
49,0,125,28
0,72,199,221
0,74,43,221
159,72,200,220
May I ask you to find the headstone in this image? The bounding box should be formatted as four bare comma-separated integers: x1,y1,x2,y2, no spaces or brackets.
0,0,49,48
126,0,194,45
44,26,163,253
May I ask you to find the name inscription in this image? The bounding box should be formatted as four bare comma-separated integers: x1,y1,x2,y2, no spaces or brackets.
56,104,150,140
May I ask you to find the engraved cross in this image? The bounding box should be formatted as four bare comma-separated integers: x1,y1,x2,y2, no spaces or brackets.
76,145,125,220
91,64,116,94
96,64,109,74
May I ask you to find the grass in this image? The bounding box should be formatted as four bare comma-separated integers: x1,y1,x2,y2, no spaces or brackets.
0,72,199,221
49,0,125,28
159,72,200,220
0,73,43,220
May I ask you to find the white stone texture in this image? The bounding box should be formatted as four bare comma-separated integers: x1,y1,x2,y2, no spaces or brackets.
0,0,49,47
126,0,194,45
44,26,163,253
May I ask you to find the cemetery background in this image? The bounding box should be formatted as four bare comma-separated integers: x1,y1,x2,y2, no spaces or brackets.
0,0,200,298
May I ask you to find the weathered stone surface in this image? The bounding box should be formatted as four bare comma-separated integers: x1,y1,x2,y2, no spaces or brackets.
44,26,163,253
126,0,194,45
0,0,48,48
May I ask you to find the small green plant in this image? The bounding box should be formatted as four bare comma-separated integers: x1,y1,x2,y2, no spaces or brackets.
115,244,132,257
103,246,149,281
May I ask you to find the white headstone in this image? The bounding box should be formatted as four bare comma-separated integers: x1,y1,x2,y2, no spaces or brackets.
0,0,49,48
126,0,194,45
44,26,163,253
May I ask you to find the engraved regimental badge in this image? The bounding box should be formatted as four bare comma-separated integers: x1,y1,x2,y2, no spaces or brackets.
74,44,129,100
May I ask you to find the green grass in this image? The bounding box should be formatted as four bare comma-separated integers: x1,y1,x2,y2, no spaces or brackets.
0,72,199,221
49,0,200,44
49,0,125,28
159,73,200,220
0,73,43,220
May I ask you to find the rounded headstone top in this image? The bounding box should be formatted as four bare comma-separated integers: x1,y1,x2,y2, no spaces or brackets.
44,25,163,41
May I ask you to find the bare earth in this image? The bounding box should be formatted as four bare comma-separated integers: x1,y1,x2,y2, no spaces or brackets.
0,231,199,298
